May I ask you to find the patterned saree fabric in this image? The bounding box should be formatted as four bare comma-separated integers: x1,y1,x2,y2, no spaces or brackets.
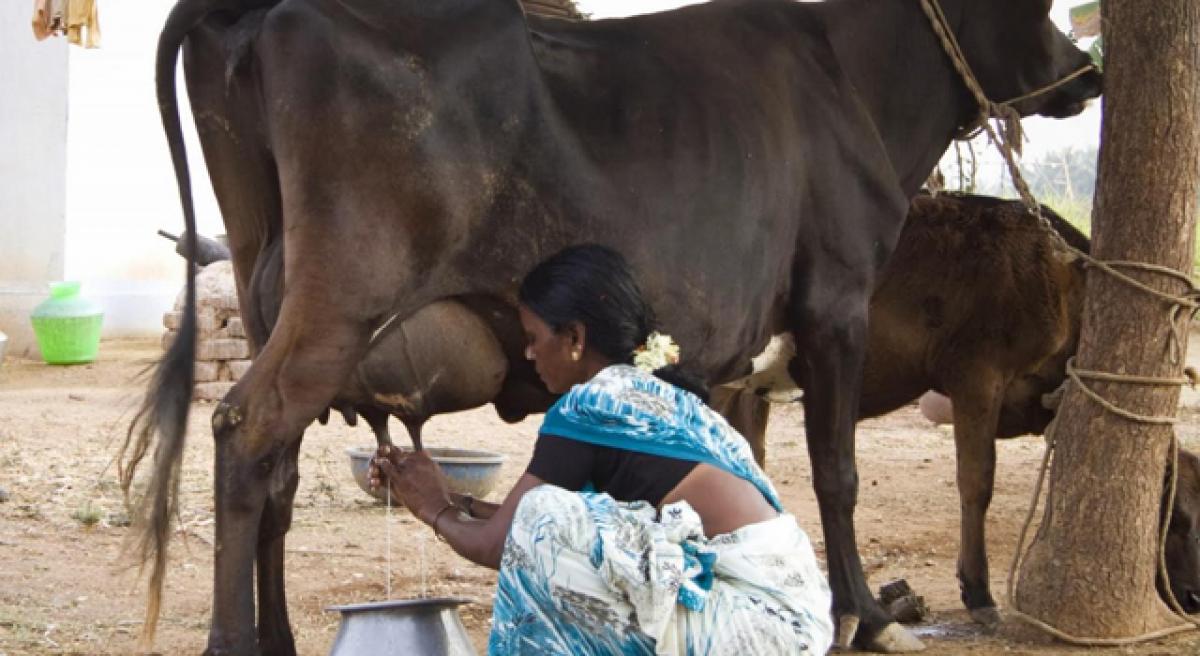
540,365,783,511
489,366,833,655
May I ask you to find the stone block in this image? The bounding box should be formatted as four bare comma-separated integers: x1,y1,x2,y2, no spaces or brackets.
196,338,250,362
224,316,246,338
175,261,240,312
194,381,235,402
164,307,238,337
196,307,230,337
226,359,253,381
194,360,221,383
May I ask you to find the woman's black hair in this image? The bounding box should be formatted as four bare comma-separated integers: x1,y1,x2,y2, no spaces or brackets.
518,244,710,402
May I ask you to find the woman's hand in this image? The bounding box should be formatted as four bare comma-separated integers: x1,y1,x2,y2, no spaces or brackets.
369,446,452,526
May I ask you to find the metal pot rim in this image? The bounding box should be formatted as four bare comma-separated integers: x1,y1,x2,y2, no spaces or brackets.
326,596,474,614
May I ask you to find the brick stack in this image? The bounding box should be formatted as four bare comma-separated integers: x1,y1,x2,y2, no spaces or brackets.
162,261,253,402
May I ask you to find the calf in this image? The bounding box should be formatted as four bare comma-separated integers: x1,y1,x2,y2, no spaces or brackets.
1164,448,1200,613
716,192,1199,623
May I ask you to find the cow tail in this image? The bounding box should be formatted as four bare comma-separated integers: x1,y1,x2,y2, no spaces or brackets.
115,0,232,647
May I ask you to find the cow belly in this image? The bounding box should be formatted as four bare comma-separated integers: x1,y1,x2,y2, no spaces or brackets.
358,301,509,419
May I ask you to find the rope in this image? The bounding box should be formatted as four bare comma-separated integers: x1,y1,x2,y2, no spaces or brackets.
1068,358,1191,424
998,65,1100,109
917,0,1200,644
1004,359,1200,645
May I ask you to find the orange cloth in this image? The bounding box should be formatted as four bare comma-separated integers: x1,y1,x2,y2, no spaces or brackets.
65,0,100,48
31,0,99,48
31,0,62,41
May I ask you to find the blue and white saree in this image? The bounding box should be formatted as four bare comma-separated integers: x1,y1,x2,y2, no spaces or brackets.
489,365,833,655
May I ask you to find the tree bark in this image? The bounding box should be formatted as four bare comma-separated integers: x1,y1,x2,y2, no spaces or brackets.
1014,0,1200,639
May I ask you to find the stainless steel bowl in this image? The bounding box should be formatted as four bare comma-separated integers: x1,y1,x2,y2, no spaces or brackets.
346,446,505,503
326,597,477,656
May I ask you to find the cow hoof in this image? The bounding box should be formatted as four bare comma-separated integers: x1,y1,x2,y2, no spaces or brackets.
865,622,926,653
834,614,860,649
969,606,1001,629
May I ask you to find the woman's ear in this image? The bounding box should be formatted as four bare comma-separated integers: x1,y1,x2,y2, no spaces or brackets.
566,321,587,354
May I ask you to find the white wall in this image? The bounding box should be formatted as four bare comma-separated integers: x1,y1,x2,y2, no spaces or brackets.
0,3,69,357
65,0,223,342
2,1,225,357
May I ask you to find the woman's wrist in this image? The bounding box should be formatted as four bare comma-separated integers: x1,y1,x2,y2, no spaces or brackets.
430,502,458,540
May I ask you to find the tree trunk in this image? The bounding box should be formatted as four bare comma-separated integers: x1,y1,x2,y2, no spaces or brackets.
1014,0,1200,640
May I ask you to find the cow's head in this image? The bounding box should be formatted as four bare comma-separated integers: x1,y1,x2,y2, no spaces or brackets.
1163,448,1200,613
952,0,1102,119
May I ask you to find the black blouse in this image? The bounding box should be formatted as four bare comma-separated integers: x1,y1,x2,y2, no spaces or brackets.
526,433,699,506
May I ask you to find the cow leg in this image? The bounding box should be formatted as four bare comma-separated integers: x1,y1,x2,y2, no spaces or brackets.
206,319,372,656
793,307,924,653
256,440,302,654
946,372,1004,627
206,407,267,656
710,386,772,467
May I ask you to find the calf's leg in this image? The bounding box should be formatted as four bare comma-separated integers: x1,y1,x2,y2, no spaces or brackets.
945,370,1005,626
711,386,772,467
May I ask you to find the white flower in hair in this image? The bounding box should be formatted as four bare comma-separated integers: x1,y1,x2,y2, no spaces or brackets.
633,331,681,372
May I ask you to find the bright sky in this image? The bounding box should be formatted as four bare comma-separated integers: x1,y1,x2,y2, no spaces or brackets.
575,0,1102,161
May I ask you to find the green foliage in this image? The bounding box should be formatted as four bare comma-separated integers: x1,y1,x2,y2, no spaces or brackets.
1037,192,1093,236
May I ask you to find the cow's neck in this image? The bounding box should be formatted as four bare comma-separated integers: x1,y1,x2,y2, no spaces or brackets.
821,0,976,197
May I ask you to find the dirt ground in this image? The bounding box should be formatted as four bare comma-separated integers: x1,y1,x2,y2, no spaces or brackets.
3,338,1200,655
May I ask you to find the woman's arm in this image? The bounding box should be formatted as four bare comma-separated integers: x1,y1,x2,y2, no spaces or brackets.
447,492,499,520
434,472,545,568
371,448,546,570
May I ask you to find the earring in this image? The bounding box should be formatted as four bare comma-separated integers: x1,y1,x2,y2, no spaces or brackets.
571,350,581,361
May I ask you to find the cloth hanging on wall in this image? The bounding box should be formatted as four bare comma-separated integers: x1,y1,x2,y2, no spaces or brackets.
32,0,100,48
66,0,100,48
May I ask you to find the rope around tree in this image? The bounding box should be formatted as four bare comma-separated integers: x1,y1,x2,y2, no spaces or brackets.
919,0,1200,645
